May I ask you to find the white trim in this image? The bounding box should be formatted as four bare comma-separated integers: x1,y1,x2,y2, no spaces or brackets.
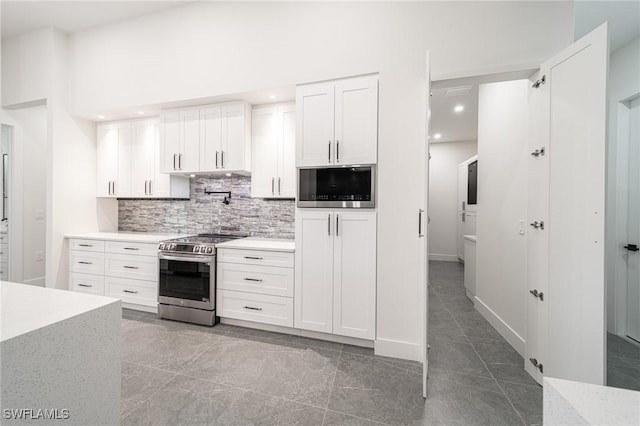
22,277,45,287
374,338,422,362
428,253,459,262
122,302,156,314
220,317,373,348
474,296,525,356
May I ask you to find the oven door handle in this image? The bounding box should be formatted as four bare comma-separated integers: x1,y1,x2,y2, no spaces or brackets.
158,253,213,263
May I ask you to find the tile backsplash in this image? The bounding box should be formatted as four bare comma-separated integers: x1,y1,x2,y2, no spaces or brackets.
118,176,295,239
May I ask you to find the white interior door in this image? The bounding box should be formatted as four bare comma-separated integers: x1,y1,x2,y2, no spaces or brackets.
527,23,608,385
626,97,640,342
422,51,431,399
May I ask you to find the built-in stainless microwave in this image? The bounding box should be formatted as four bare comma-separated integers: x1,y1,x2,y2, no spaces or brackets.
297,165,375,208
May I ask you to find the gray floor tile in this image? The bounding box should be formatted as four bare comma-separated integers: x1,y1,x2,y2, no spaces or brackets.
181,334,340,407
121,361,176,419
468,337,524,365
122,374,326,426
607,354,640,391
608,333,640,361
428,334,491,377
323,410,384,426
500,381,542,426
427,368,502,394
486,363,539,387
328,352,426,424
224,324,343,352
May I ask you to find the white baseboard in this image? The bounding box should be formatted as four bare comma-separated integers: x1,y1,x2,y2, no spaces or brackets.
428,253,460,262
474,296,525,356
23,277,45,287
123,303,157,314
375,338,422,362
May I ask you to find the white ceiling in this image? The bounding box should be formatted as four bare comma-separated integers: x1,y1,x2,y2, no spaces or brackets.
1,1,194,39
430,84,479,144
574,0,640,52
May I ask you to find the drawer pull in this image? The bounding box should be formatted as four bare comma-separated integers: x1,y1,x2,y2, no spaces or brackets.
78,261,93,265
123,266,139,269
123,247,139,251
123,290,138,294
243,306,263,311
243,278,263,282
244,256,263,260
78,244,93,247
77,284,93,288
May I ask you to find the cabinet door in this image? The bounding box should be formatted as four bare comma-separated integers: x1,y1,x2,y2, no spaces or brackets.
334,75,378,165
200,106,223,171
333,211,376,339
160,111,180,173
221,103,247,171
96,124,118,197
296,83,335,167
278,103,296,198
251,106,278,197
115,123,133,197
131,120,155,197
294,210,334,333
179,109,200,173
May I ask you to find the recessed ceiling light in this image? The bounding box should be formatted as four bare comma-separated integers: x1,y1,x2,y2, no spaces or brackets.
454,105,464,113
225,173,232,177
189,174,196,178
269,95,276,99
434,133,442,139
98,115,105,119
137,111,145,115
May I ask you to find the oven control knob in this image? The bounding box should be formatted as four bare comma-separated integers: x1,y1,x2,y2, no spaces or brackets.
158,244,164,250
169,244,176,250
194,246,200,253
206,247,213,254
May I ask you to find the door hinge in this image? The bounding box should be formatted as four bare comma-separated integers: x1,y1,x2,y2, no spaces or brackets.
530,220,544,230
532,75,546,89
529,289,544,301
530,147,546,157
529,357,544,374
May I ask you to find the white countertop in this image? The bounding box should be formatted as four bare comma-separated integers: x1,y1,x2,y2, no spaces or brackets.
463,234,477,242
216,237,295,252
65,231,187,243
0,282,119,342
544,377,640,425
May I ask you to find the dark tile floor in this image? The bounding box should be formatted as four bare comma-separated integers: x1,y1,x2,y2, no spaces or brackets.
120,261,541,425
607,332,640,391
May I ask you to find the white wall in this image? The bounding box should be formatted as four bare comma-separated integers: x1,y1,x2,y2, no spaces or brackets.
606,36,640,334
475,80,529,354
3,2,574,359
428,140,477,261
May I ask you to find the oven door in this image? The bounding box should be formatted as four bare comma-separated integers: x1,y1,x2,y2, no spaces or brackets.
158,253,215,311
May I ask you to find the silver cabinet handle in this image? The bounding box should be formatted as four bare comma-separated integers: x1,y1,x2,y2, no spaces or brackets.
216,151,219,168
221,151,225,168
108,181,111,195
178,153,183,170
278,177,281,195
328,213,331,236
78,244,93,247
418,209,425,237
336,214,339,236
145,180,149,195
173,154,177,170
243,278,263,282
462,201,466,211
272,177,275,195
123,265,139,269
123,247,139,251
113,181,116,194
123,289,138,294
149,180,152,195
78,284,93,288
328,141,331,163
78,261,93,265
243,306,262,311
336,140,340,162
462,212,466,222
244,256,263,260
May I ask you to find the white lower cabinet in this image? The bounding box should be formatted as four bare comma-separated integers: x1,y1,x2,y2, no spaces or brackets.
217,247,294,327
68,238,158,311
295,210,376,340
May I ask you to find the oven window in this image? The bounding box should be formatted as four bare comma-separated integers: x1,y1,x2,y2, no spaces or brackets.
159,259,211,302
299,167,372,202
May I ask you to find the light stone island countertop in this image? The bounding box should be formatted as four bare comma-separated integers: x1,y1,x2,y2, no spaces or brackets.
65,231,188,244
216,237,295,252
544,377,640,425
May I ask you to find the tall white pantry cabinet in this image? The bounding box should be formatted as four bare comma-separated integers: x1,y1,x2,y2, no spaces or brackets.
294,74,378,341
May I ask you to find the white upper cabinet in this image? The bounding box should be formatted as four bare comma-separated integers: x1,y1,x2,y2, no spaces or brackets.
296,75,378,167
98,119,189,199
251,102,296,198
162,102,251,174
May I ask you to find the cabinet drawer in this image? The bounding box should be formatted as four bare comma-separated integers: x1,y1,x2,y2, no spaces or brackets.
105,253,158,282
106,276,157,307
69,250,105,275
69,272,105,295
69,239,105,252
106,241,158,256
217,249,294,268
218,263,294,297
217,290,293,327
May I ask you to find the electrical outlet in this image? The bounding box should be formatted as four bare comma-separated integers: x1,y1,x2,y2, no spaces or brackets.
518,220,525,235
35,251,44,261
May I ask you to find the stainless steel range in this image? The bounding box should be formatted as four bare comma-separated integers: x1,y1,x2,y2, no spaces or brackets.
157,233,246,326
